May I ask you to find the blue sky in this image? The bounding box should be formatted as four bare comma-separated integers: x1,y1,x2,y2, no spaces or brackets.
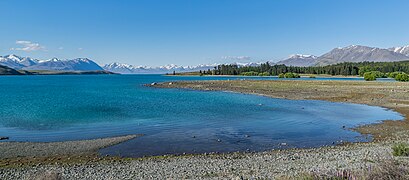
0,0,408,66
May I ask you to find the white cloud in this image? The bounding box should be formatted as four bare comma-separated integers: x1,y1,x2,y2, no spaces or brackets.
78,47,83,51
11,40,46,52
58,47,64,50
221,56,251,61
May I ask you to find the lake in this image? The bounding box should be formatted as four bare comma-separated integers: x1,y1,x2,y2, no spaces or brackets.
0,74,403,157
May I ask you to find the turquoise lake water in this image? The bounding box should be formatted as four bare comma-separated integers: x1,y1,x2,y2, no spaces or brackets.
0,75,403,157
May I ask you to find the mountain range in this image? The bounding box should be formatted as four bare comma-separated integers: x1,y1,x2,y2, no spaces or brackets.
1,45,409,74
0,55,103,71
276,45,409,67
102,62,262,74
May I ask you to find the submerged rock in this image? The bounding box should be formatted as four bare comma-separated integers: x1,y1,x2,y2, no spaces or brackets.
0,137,9,140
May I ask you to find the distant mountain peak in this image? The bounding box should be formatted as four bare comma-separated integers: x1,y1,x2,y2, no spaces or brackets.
389,45,409,56
4,54,22,61
275,54,318,67
288,54,317,59
48,57,60,62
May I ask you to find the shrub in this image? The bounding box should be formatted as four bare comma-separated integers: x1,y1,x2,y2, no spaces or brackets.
395,73,409,82
240,71,258,76
370,71,386,78
392,143,409,156
278,73,285,78
309,75,316,78
387,72,401,78
258,72,270,76
284,72,300,78
364,72,376,81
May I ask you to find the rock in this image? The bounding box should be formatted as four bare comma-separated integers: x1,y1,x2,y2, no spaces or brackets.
0,137,9,140
150,82,157,86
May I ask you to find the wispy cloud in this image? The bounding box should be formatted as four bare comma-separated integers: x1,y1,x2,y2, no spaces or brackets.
11,40,46,52
78,47,83,51
221,56,251,61
58,47,64,50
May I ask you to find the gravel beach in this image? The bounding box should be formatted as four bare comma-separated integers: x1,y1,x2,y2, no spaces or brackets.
0,135,140,159
1,140,408,179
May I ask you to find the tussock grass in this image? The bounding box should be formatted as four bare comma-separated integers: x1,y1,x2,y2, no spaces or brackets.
392,143,409,156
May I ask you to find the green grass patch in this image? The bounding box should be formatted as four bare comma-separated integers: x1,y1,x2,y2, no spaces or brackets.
392,143,409,156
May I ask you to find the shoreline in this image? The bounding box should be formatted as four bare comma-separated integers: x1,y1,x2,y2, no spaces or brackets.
165,74,364,78
1,79,409,179
150,80,409,141
0,135,141,168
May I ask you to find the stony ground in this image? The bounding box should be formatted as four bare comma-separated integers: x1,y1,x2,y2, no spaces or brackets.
1,80,409,179
0,135,140,159
1,140,408,179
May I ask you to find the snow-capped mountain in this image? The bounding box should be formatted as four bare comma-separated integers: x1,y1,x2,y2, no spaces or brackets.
314,45,409,66
231,62,264,67
389,45,409,56
103,61,268,74
103,62,219,74
276,45,409,67
275,54,318,67
0,55,103,71
0,54,39,69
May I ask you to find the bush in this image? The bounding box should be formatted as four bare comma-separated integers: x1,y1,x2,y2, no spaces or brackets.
240,71,258,76
392,143,409,156
309,75,316,78
395,73,409,82
284,72,300,78
370,71,386,78
278,73,285,78
258,72,270,76
387,72,401,78
364,72,376,81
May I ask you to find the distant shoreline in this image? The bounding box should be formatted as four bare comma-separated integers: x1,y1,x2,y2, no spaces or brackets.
165,73,363,78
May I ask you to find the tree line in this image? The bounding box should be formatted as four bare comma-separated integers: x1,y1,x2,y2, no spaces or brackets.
197,61,409,81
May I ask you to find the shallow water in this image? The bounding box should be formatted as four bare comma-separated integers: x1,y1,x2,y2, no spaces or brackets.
0,75,403,157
